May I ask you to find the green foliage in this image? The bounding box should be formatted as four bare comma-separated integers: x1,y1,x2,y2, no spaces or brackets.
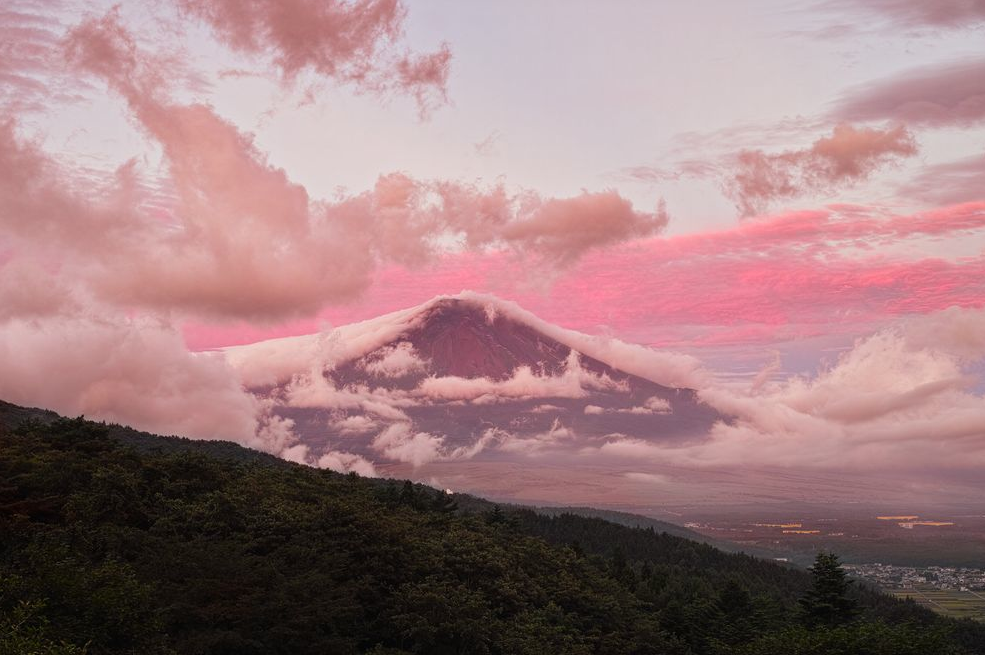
739,621,964,655
0,597,89,655
1,411,982,654
799,552,859,627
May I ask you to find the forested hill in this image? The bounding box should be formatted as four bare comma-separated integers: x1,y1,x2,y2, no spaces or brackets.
2,403,984,654
522,505,779,560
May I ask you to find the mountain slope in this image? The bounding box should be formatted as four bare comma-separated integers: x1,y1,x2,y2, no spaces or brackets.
2,403,983,654
223,293,725,472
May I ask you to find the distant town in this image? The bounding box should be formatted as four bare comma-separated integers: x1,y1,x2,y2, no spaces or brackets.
845,563,985,592
845,563,985,621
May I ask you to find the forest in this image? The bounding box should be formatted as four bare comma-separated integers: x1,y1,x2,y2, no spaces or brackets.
2,403,984,654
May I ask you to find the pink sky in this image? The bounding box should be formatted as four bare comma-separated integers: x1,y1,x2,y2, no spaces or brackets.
1,0,984,482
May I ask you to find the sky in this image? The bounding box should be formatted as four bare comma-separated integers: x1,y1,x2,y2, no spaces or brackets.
2,0,985,493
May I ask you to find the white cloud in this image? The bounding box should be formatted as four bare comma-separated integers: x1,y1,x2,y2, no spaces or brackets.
329,414,380,434
317,450,378,477
417,350,625,402
283,369,416,421
362,341,429,377
497,418,575,455
370,421,499,467
581,325,985,472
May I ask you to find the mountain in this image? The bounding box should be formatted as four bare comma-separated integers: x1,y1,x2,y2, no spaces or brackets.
3,404,983,654
224,292,724,472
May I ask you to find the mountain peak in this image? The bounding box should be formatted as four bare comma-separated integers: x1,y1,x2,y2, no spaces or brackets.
224,292,723,467
225,291,707,392
351,293,572,382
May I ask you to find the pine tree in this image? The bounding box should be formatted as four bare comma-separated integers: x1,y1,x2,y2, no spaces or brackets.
799,552,858,627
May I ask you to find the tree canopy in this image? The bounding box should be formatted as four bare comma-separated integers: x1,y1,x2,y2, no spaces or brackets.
1,410,983,654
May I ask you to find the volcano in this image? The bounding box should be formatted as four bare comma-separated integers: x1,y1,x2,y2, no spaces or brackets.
224,293,725,466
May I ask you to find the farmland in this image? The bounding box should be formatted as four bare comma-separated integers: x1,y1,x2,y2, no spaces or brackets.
890,587,985,622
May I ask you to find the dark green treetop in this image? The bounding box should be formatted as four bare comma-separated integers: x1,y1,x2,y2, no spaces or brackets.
799,552,859,627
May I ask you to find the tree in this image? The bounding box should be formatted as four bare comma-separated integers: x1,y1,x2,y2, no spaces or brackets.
799,552,858,627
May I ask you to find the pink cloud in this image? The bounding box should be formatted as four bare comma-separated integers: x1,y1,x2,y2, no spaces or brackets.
899,152,985,205
176,0,450,115
275,203,985,349
619,159,720,184
0,314,259,443
0,3,68,113
395,45,452,118
725,123,917,216
0,310,380,473
831,0,985,28
497,193,669,266
0,258,76,320
833,57,985,127
0,10,669,325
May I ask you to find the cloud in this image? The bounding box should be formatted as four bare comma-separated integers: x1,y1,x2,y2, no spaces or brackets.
641,396,672,413
833,57,985,128
623,471,671,485
0,310,384,472
283,369,415,421
902,306,985,361
496,193,669,266
417,350,626,402
176,0,451,115
583,396,671,416
828,0,985,29
620,160,719,184
330,175,669,268
371,423,446,467
395,45,452,118
0,259,77,321
328,414,380,435
316,449,378,477
0,3,69,113
583,318,985,472
473,130,502,157
362,341,428,377
370,421,497,466
0,313,297,453
899,152,985,205
495,419,575,455
0,11,673,325
725,123,917,216
241,201,985,355
0,118,136,273
224,304,432,386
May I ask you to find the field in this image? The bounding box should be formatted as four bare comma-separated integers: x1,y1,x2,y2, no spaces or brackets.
890,587,985,621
